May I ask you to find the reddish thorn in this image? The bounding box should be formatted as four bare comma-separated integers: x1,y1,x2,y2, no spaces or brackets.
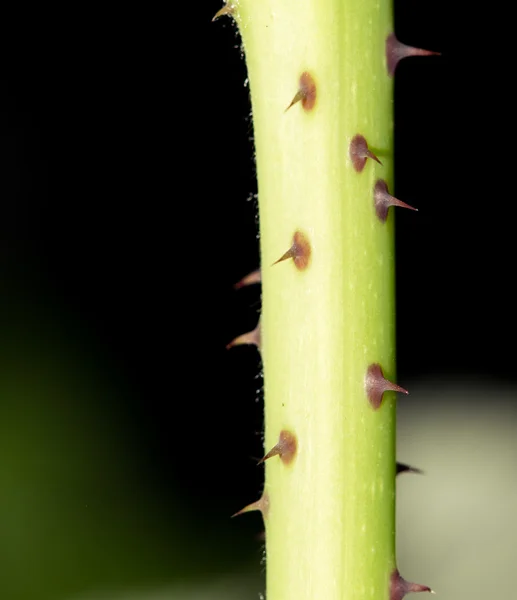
391,569,434,600
226,319,261,350
365,363,408,410
374,179,418,222
232,492,270,519
396,462,424,476
272,230,311,271
234,268,261,290
386,32,441,77
258,430,298,466
285,71,317,112
350,134,383,173
212,4,234,22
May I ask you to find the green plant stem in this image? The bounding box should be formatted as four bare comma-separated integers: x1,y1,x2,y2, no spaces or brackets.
235,1,397,598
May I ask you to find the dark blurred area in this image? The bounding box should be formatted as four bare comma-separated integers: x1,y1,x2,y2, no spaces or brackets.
0,2,512,599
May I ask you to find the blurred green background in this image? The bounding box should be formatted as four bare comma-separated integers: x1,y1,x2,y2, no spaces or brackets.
0,2,514,599
0,286,262,599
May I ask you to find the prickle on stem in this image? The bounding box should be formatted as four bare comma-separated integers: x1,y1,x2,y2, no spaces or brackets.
232,492,270,519
234,268,261,290
396,462,424,476
350,134,382,172
365,363,408,409
385,32,441,77
212,3,234,22
374,179,418,222
390,569,434,600
272,230,311,271
258,430,297,466
285,71,317,112
226,319,261,350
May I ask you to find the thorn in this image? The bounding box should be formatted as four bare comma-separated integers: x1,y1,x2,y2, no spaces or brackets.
234,269,261,290
285,89,305,112
212,4,234,22
258,430,297,466
374,179,418,222
226,319,261,350
272,230,311,271
391,569,434,600
396,462,424,476
365,363,408,410
272,246,296,266
386,32,441,77
349,134,383,173
285,71,317,112
232,492,269,519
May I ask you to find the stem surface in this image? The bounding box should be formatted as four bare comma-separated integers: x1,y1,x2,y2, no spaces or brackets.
235,1,397,598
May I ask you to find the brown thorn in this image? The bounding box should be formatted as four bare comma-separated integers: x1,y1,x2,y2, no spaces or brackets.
272,245,296,266
234,268,261,290
374,179,418,222
257,446,281,465
390,569,434,600
226,319,261,350
349,134,383,173
285,71,317,112
396,462,424,476
272,230,311,271
386,32,441,77
367,149,382,165
212,4,234,22
365,363,408,410
232,492,270,519
258,430,298,466
285,89,305,112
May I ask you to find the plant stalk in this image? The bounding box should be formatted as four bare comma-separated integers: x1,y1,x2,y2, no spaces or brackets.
234,1,397,598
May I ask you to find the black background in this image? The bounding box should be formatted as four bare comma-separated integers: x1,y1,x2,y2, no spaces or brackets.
0,0,511,570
